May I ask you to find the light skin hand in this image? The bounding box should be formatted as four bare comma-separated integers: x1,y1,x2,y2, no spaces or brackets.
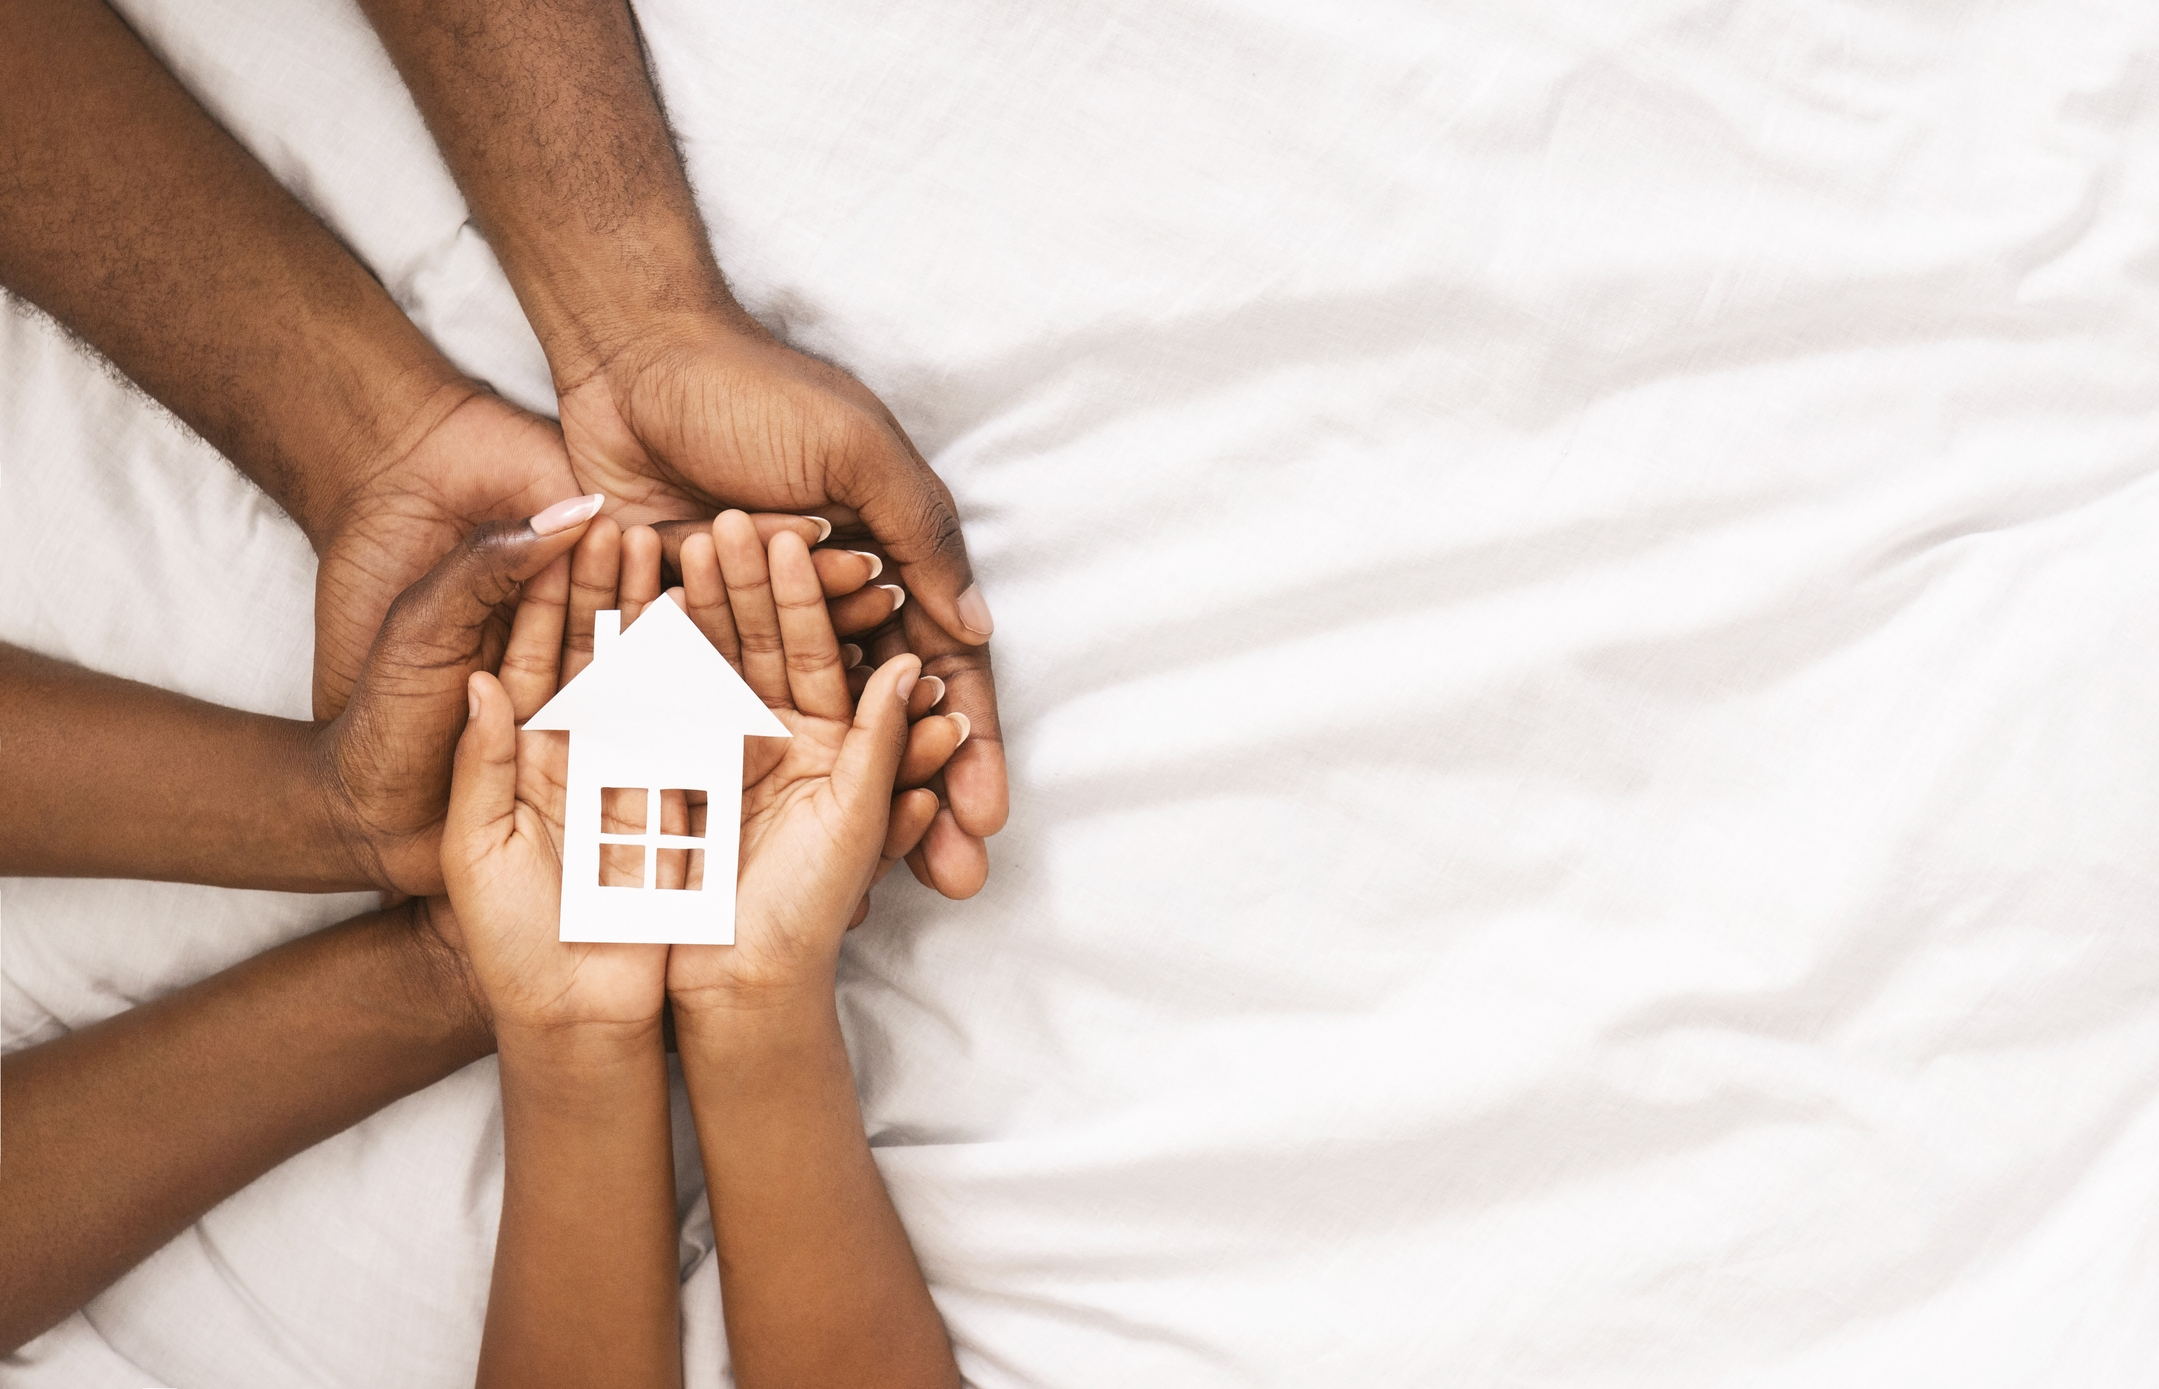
654,525,961,1388
442,539,680,1389
628,513,962,913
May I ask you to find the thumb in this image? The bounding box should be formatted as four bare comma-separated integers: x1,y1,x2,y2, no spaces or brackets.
445,672,519,869
830,654,919,815
832,431,992,647
378,494,606,667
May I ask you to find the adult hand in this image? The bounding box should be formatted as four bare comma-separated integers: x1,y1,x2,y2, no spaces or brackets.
312,390,582,720
555,317,1006,897
315,490,602,896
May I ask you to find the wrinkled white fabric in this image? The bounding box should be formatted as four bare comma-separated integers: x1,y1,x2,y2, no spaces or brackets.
7,0,2159,1384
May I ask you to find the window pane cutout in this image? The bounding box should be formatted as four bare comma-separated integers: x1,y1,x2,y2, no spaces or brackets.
598,787,707,891
521,598,793,944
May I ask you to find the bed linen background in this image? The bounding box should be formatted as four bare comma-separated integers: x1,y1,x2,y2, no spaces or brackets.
7,0,2159,1384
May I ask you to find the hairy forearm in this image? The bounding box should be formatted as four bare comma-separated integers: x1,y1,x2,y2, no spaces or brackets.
676,996,958,1389
0,0,473,542
0,905,489,1353
0,645,372,891
356,0,749,386
481,1025,682,1389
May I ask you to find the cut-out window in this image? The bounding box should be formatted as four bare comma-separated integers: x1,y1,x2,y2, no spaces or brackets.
657,847,704,891
660,791,705,838
597,787,708,891
601,788,648,834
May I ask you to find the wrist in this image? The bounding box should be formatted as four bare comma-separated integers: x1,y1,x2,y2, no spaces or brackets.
251,714,391,893
672,984,839,1053
304,715,442,895
311,375,488,550
495,1017,668,1087
545,288,764,398
365,900,495,1061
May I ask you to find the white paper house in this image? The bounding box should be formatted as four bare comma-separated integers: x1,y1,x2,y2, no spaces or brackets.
523,594,789,944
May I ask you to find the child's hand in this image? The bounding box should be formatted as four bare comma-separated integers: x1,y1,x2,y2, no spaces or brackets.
441,524,669,1035
662,515,970,1013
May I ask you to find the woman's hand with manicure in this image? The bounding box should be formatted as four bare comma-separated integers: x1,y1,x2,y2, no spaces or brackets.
312,498,603,895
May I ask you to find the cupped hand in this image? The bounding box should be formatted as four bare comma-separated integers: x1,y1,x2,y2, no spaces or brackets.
665,527,966,1014
440,525,669,1034
313,389,580,721
314,492,605,895
554,316,1007,886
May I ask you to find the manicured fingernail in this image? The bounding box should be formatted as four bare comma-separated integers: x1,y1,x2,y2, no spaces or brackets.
917,675,945,707
895,664,920,701
852,551,884,579
467,681,481,720
840,643,864,668
531,493,604,536
803,515,833,542
957,583,994,637
879,584,907,611
948,712,971,746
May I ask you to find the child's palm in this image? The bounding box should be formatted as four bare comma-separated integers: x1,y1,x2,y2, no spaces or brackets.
455,727,669,1031
660,519,962,1012
676,713,869,1001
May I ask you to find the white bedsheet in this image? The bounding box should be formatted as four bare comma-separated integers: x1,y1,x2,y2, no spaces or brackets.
8,0,2159,1383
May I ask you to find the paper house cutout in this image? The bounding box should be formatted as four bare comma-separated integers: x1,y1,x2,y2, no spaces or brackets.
523,593,789,944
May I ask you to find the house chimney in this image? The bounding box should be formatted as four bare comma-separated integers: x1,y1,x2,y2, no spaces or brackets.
595,609,620,658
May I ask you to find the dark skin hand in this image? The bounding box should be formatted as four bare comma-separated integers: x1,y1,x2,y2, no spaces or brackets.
0,0,994,897
356,0,1008,898
0,0,579,716
0,502,607,894
0,903,490,1355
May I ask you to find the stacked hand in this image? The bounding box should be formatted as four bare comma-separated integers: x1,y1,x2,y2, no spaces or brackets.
315,339,1002,899
441,513,969,1033
556,317,1005,896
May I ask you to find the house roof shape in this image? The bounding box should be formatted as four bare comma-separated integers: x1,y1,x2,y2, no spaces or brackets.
523,593,791,738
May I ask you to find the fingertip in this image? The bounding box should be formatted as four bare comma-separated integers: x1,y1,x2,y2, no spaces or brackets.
769,526,812,565
530,492,605,538
885,652,924,706
920,809,989,898
945,738,1011,837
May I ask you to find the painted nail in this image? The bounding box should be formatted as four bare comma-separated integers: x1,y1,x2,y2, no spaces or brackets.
531,493,604,536
895,663,920,701
956,583,994,637
879,584,907,611
840,643,864,668
852,551,884,579
917,675,945,708
948,712,971,746
803,515,833,542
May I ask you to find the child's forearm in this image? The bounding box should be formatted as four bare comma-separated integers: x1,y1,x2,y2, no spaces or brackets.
0,903,488,1353
481,1024,682,1389
0,644,371,890
675,995,960,1389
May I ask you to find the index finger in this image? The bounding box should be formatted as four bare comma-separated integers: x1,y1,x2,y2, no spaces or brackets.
499,552,571,720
